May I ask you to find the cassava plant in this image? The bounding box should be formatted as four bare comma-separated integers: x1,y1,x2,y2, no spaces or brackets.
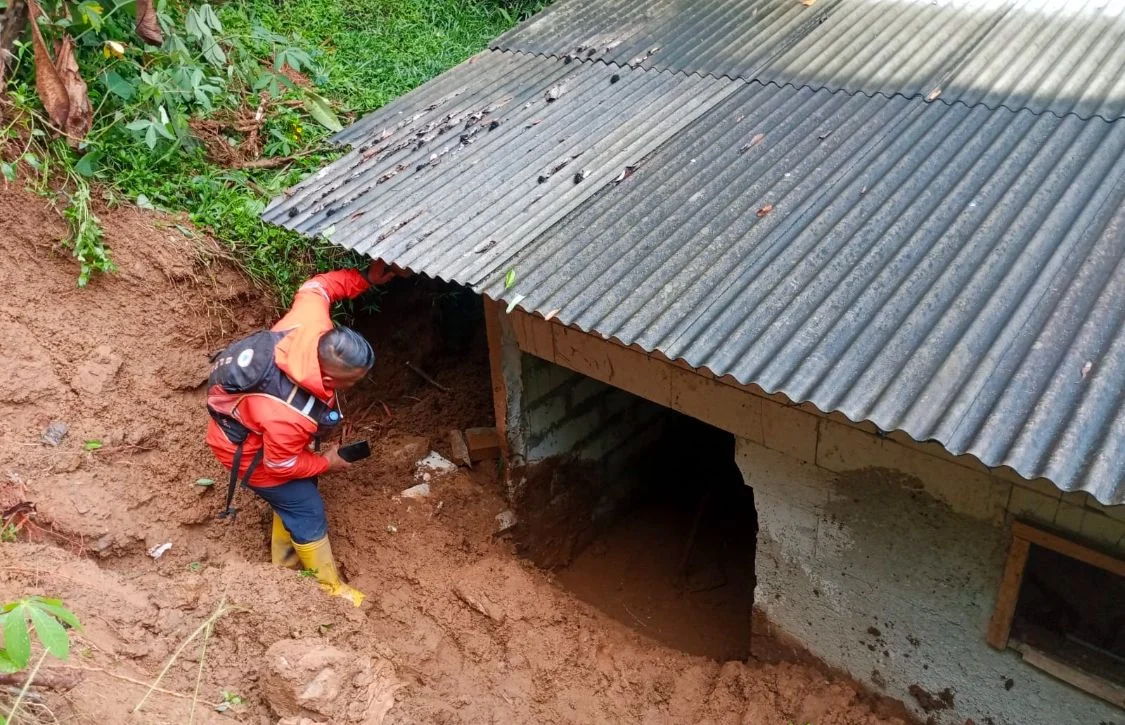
0,596,81,724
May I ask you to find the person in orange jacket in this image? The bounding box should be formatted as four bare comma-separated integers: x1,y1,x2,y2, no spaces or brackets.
206,260,405,606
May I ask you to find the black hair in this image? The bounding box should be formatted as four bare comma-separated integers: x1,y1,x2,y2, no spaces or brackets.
318,326,375,372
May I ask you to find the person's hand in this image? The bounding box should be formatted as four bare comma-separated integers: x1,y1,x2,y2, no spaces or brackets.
366,260,410,285
323,445,351,473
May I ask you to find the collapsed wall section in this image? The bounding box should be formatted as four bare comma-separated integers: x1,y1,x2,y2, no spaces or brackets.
512,353,668,567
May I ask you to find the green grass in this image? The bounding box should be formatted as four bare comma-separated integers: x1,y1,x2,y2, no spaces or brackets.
245,0,542,113
125,0,541,299
8,0,543,300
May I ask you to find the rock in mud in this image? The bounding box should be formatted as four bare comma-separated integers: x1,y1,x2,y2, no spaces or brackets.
495,510,517,533
400,483,430,499
260,638,403,724
41,421,69,446
447,429,471,467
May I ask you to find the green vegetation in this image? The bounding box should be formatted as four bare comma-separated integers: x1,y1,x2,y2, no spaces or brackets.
2,0,543,299
0,597,80,723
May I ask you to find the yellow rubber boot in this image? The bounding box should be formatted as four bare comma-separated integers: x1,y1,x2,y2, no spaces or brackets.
270,514,300,570
292,536,365,607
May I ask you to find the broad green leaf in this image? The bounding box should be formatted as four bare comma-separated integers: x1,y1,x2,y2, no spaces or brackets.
185,8,203,40
22,153,41,171
302,92,342,133
74,151,102,178
83,440,103,451
28,604,69,660
103,71,134,100
29,600,80,630
145,125,157,150
200,4,222,32
3,604,30,669
504,268,516,289
1,163,14,182
0,650,20,674
125,119,150,132
195,478,214,487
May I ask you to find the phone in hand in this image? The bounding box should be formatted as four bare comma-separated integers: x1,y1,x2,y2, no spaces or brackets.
337,440,371,463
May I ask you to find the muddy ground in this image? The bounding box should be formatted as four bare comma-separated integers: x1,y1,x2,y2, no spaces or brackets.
0,185,910,725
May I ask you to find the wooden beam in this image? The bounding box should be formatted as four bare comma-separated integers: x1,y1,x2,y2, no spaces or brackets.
987,536,1031,650
1015,642,1125,709
1011,520,1125,578
481,297,510,459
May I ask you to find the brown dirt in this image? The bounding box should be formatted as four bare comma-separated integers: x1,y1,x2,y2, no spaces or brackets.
0,184,910,725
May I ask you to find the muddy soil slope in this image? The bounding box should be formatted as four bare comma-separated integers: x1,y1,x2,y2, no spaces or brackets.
0,186,908,725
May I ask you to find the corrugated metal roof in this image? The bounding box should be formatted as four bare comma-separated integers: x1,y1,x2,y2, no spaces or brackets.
266,2,1125,505
488,81,1125,504
263,51,737,282
493,0,1125,121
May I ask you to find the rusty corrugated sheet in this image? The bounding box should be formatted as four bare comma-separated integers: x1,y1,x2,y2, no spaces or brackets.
493,0,1125,120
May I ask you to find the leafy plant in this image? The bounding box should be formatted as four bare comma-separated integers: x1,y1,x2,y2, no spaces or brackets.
2,0,532,297
297,568,318,579
82,439,102,450
0,596,80,673
62,178,114,286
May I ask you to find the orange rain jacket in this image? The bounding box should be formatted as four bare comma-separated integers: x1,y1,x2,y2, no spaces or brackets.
205,269,371,487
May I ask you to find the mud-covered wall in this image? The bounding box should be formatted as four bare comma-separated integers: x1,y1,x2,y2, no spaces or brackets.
509,353,667,566
521,354,664,471
738,436,1125,725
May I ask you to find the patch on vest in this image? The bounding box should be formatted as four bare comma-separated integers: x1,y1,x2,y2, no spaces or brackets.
237,349,254,367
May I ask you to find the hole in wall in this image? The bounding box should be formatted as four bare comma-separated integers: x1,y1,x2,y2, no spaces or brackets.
555,413,757,661
512,357,758,662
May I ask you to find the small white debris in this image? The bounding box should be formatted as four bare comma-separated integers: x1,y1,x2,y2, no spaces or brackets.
545,85,563,102
401,483,431,499
417,451,457,473
386,524,398,533
496,510,518,533
1082,360,1094,379
147,542,172,559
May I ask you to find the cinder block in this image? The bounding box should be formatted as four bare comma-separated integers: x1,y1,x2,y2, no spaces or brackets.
1086,497,1125,523
735,439,830,511
510,309,555,360
465,427,501,462
818,418,1007,522
991,465,1061,497
1079,511,1125,551
1007,486,1060,526
887,429,992,474
568,375,609,412
1053,503,1085,535
552,325,612,381
603,342,672,406
670,371,764,443
761,399,818,463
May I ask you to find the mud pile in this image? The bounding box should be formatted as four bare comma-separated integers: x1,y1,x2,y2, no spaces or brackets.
0,186,907,725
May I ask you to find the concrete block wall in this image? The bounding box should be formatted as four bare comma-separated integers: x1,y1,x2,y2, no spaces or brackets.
521,353,665,473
